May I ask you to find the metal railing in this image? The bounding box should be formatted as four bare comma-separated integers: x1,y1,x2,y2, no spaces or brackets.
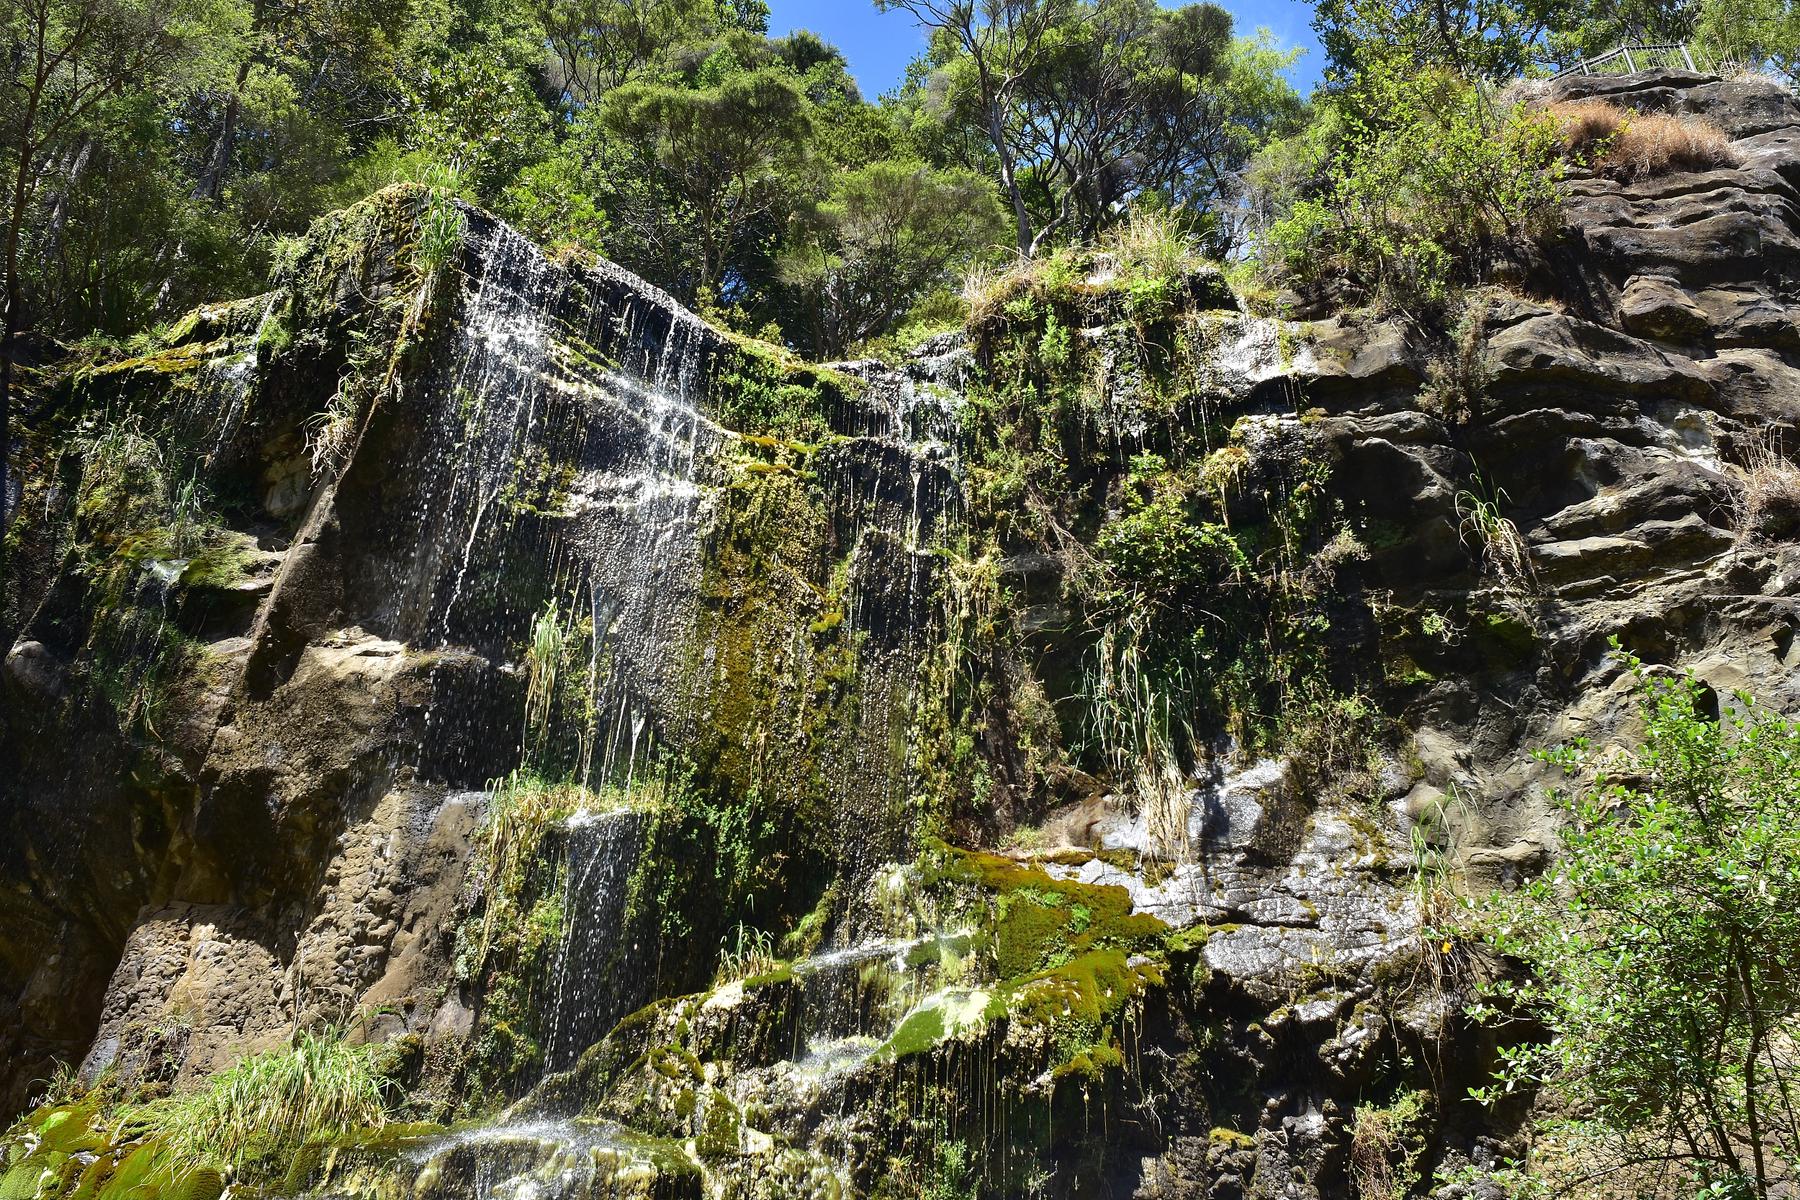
1552,43,1700,80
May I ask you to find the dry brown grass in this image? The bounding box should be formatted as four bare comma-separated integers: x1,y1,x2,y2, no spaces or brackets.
1735,431,1800,542
1545,99,1740,181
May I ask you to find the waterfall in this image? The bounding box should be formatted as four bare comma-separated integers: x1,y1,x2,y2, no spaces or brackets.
542,807,650,1072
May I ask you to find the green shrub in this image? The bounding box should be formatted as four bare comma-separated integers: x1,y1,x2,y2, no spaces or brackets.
1696,0,1800,83
1478,649,1800,1199
1349,1090,1430,1200
415,169,465,278
1252,64,1565,310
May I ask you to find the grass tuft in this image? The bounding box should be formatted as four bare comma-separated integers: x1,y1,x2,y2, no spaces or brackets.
115,1030,389,1175
1732,430,1800,542
1546,99,1739,181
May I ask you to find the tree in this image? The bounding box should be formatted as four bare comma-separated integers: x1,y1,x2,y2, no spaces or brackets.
1010,1,1299,254
1250,61,1564,309
1542,0,1699,66
1481,654,1800,1199
876,0,1073,255
777,160,1004,358
1696,0,1800,82
1314,0,1560,81
1,0,240,575
403,40,554,202
532,0,711,107
586,40,813,304
882,0,1298,258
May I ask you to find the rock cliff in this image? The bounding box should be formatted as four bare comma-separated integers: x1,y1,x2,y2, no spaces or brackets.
2,69,1797,1200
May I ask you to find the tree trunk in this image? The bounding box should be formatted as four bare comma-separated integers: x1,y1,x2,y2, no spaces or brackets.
196,87,243,203
988,102,1035,257
1,296,14,589
1,140,37,590
198,0,264,204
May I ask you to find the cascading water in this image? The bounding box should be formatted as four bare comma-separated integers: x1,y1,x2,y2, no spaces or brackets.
542,807,650,1072
290,209,988,1198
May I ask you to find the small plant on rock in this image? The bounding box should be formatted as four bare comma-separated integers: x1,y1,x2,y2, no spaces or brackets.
1455,485,1537,599
715,923,781,984
1350,1090,1431,1200
115,1029,390,1177
1546,99,1739,182
306,384,360,477
416,168,466,279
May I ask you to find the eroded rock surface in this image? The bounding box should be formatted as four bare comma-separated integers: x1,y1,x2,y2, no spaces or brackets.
2,70,1798,1200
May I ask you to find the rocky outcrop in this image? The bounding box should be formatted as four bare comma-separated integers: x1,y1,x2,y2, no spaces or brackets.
2,70,1798,1200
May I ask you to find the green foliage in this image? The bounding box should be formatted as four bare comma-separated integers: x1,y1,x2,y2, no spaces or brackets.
714,923,781,985
1252,63,1565,311
415,176,467,278
404,43,553,201
1696,0,1800,82
1314,0,1560,80
1348,1090,1431,1200
1479,652,1800,1198
523,598,570,748
2,0,251,344
918,844,1167,1072
1455,483,1538,601
4,0,1310,364
940,259,1405,841
1313,0,1713,78
1096,453,1246,604
777,160,1005,358
881,0,1303,258
115,1031,390,1177
522,36,821,308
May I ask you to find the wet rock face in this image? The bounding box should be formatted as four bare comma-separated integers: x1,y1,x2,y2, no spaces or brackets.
0,185,962,1119
3,71,1800,1199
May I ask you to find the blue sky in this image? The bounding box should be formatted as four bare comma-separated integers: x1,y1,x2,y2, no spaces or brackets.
768,0,1325,98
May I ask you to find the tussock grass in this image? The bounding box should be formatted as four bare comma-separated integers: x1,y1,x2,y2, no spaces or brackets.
1733,431,1800,542
523,597,568,742
1455,487,1537,597
960,210,1212,328
480,772,600,899
115,1030,389,1174
306,386,360,477
715,923,781,985
1546,99,1739,181
1097,209,1207,285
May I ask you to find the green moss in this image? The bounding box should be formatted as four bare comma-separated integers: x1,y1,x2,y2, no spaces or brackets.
1476,609,1539,665
648,1045,703,1083
693,1093,744,1159
712,332,862,442
926,843,1168,980
0,1160,47,1200
876,989,1002,1061
164,1168,223,1200
1006,948,1162,1029
1210,1127,1258,1150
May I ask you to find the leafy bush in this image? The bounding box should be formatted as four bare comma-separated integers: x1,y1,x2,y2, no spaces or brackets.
1252,65,1565,310
1096,453,1247,604
1349,1091,1430,1200
1480,653,1800,1199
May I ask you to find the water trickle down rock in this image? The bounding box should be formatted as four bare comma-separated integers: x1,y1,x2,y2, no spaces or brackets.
12,70,1800,1196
